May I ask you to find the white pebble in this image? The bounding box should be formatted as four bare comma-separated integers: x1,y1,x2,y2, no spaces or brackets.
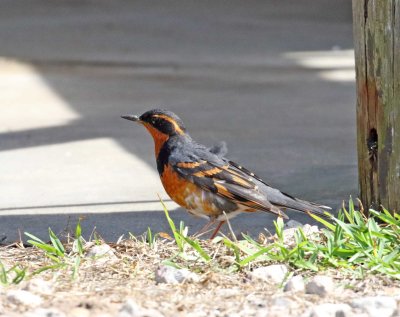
280,223,319,245
7,290,43,307
24,308,65,317
272,296,295,308
119,300,141,317
250,264,288,284
351,296,397,317
86,244,117,263
309,303,352,317
284,275,305,292
119,299,164,317
216,288,241,298
305,275,335,297
68,307,91,317
302,224,320,235
155,265,200,284
284,219,303,229
23,278,53,295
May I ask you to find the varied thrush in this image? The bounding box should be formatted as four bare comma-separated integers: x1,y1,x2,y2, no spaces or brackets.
122,109,330,238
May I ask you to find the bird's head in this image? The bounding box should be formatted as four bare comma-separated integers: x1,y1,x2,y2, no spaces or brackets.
121,109,187,155
122,109,186,137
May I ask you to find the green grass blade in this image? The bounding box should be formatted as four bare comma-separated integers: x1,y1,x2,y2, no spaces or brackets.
241,233,262,247
159,196,184,250
308,213,335,231
75,220,82,238
223,238,242,268
176,232,210,261
24,232,47,244
32,263,66,275
239,245,274,266
48,228,65,256
383,248,399,263
27,240,58,255
293,259,319,271
146,227,154,248
11,267,26,284
332,218,355,237
161,260,182,269
341,205,354,224
73,238,84,256
72,256,81,280
274,217,284,241
0,261,7,284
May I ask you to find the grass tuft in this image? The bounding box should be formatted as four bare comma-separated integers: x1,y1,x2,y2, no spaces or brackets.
157,197,400,278
0,261,26,285
3,198,399,284
24,221,87,279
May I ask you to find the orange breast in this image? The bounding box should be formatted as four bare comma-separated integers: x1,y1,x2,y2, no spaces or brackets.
160,164,222,217
160,164,198,208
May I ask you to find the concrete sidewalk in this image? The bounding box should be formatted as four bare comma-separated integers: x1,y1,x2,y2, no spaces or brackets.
0,0,356,242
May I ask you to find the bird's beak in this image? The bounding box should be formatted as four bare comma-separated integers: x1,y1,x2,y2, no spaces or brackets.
121,114,140,122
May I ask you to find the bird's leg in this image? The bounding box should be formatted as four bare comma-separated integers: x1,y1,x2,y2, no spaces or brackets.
194,218,217,238
210,221,225,239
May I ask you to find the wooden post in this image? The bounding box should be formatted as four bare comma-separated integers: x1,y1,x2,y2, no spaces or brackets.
352,0,400,212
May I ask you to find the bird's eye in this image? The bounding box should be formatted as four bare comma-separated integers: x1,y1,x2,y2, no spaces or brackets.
151,118,157,124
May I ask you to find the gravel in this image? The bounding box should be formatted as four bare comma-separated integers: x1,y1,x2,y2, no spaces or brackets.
0,238,398,317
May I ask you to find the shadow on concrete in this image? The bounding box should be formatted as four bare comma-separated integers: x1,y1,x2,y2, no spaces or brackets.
0,207,323,244
0,0,356,241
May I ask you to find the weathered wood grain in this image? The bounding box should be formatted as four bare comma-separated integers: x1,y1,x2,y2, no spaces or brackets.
352,0,400,212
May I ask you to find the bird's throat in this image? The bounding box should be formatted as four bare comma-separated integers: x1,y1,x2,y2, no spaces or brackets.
142,122,170,157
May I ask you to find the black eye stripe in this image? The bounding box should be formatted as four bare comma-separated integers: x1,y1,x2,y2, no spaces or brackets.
147,114,185,135
151,117,170,126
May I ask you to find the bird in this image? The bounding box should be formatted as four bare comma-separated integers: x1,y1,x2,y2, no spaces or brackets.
121,109,331,239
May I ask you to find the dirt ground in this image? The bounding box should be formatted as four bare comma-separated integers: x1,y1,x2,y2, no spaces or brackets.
1,237,399,317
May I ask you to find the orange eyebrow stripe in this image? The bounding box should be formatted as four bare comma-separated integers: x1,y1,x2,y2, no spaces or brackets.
153,114,185,135
177,161,206,168
193,167,222,177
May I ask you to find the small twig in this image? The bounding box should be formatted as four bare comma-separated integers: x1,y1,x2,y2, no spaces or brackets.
223,211,237,242
357,198,364,214
88,226,97,242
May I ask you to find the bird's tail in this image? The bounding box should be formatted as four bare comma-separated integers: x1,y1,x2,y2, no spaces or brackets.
261,186,331,218
288,197,332,218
